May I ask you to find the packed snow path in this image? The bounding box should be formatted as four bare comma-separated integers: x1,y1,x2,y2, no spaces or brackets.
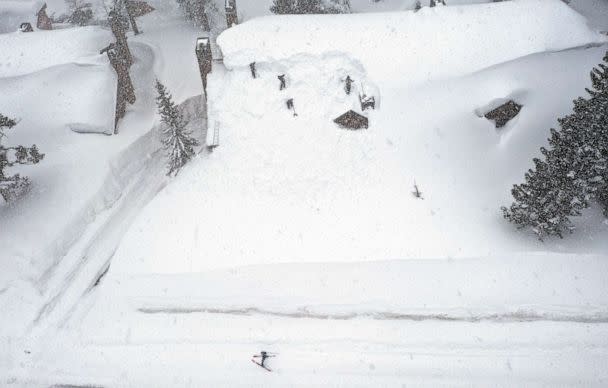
15,317,608,387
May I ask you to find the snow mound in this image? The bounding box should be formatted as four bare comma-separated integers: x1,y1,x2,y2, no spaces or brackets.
218,0,605,83
0,26,111,78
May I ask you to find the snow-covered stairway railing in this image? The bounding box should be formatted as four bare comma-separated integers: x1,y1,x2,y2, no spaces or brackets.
207,120,220,149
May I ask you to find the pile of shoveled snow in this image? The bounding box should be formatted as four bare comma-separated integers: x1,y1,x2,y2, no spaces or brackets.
218,0,605,84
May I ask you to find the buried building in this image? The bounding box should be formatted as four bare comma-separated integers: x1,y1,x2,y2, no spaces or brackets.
484,100,523,128
334,110,368,130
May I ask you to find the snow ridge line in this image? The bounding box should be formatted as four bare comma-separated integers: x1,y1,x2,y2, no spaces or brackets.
137,306,608,324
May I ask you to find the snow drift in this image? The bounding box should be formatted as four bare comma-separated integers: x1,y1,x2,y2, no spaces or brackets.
218,0,605,83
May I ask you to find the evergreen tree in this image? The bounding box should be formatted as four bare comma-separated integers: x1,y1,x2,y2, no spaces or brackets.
270,0,296,14
270,0,346,14
502,52,608,239
0,114,44,203
155,81,199,176
65,0,94,26
175,0,211,30
585,51,608,214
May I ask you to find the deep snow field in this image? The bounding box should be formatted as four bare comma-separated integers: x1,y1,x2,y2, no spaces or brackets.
1,0,608,386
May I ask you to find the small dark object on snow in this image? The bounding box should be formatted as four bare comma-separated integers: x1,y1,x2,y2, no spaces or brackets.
286,98,298,116
359,94,376,111
278,74,286,90
250,62,257,79
19,22,33,32
412,182,423,199
484,100,523,128
252,351,276,372
334,110,368,130
344,75,354,95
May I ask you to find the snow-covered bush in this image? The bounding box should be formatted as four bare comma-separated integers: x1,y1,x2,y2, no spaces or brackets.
502,51,608,239
0,114,44,203
155,81,199,176
270,0,349,14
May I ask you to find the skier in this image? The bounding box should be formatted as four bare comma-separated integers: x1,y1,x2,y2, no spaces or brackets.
252,351,276,371
278,74,286,90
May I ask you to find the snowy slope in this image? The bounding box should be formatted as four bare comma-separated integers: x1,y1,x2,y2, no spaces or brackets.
108,2,607,276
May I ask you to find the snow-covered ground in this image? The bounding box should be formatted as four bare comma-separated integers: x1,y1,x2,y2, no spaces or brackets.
1,0,608,386
116,0,608,275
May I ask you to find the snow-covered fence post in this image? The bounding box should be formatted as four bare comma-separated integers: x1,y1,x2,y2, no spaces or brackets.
225,0,238,27
195,37,213,97
101,43,136,134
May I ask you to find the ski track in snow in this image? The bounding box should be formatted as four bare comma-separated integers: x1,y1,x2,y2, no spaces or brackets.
136,306,608,324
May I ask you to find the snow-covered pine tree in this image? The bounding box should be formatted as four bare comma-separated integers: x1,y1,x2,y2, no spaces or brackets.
65,0,94,26
502,51,608,239
270,0,297,14
0,113,44,203
155,81,199,176
584,51,608,214
270,0,347,14
175,0,211,30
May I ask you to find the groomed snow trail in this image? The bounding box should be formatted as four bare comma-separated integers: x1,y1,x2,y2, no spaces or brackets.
19,314,608,387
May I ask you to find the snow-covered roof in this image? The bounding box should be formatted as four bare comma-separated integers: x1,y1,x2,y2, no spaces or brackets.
217,0,605,83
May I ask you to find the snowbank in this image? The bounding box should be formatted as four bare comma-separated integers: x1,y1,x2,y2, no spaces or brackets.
0,26,110,78
0,30,158,338
218,0,605,83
